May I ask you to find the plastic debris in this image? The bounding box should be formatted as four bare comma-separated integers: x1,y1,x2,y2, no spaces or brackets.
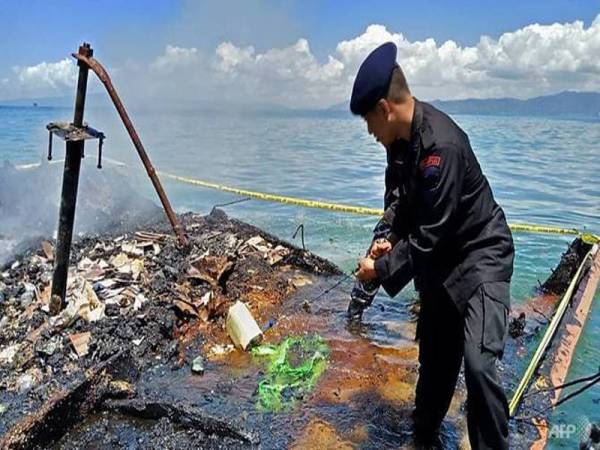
226,301,263,350
252,335,329,411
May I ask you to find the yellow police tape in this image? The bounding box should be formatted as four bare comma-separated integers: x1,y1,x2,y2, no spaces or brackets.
159,172,383,216
159,171,598,242
508,247,594,417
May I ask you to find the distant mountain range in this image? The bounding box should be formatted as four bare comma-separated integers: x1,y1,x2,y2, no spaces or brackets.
329,91,600,119
431,91,600,118
3,90,600,119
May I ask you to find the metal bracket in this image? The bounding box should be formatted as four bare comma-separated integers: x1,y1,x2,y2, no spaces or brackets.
46,122,106,169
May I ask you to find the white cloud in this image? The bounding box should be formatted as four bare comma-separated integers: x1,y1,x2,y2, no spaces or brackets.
2,15,600,106
212,38,346,106
211,15,600,104
215,42,255,73
151,45,200,71
13,58,77,94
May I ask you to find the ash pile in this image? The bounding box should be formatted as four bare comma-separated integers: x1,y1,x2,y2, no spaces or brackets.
0,208,339,447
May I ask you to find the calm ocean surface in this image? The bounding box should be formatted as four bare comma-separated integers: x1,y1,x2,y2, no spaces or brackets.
1,104,598,447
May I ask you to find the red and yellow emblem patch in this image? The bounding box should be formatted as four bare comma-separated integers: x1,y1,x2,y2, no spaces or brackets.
419,155,441,171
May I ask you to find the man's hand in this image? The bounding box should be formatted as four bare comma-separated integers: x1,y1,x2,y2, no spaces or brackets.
356,257,377,281
369,238,392,259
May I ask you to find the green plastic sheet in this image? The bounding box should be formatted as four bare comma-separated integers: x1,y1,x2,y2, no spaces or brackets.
252,335,329,412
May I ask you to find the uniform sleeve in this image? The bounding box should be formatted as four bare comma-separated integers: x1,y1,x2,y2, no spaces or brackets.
374,143,464,297
383,166,409,242
380,198,402,245
374,239,413,297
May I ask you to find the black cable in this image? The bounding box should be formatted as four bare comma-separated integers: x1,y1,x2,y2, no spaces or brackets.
311,271,355,302
211,197,251,211
513,372,600,424
292,224,306,251
543,374,600,411
523,368,600,397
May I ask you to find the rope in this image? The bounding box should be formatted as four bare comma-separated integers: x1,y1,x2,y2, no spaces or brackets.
160,172,382,216
159,171,598,241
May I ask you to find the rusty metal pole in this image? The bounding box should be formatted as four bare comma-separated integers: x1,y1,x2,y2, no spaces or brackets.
71,52,188,247
50,43,92,313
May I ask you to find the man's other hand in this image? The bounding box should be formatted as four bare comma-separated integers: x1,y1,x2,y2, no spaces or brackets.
356,257,377,281
369,238,392,259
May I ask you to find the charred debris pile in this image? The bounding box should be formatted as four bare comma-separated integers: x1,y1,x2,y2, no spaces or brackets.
0,209,339,446
0,198,594,448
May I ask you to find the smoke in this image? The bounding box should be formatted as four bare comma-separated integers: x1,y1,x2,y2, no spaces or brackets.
0,160,161,267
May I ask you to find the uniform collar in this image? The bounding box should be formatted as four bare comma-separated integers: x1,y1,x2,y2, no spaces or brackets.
386,98,433,164
414,98,436,150
408,98,424,153
388,98,424,156
411,99,423,140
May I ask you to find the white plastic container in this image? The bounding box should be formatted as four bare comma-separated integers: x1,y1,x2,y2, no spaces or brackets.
226,301,263,350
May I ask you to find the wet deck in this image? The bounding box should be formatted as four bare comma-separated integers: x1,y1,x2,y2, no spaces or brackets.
52,276,466,449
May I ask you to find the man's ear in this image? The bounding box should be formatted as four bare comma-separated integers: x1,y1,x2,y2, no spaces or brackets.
377,99,391,119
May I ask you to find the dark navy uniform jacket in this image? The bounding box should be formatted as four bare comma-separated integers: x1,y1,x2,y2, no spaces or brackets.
373,99,514,314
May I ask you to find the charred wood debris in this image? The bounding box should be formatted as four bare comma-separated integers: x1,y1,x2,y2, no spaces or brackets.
0,209,339,444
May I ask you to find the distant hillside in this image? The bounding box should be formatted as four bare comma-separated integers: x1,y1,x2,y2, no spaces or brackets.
328,91,600,118
431,91,600,118
3,90,599,119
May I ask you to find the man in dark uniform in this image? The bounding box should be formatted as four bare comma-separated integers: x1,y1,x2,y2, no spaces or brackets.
350,42,514,450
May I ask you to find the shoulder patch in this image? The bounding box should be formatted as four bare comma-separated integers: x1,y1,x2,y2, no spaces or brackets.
419,155,441,171
419,154,442,190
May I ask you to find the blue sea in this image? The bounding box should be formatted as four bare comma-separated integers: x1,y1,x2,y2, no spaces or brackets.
1,104,599,447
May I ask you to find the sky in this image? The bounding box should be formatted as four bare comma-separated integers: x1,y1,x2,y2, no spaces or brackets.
1,0,599,107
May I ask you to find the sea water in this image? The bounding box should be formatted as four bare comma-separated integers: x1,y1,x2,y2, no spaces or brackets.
0,104,598,447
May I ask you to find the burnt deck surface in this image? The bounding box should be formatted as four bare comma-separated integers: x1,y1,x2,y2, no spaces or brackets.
0,206,595,449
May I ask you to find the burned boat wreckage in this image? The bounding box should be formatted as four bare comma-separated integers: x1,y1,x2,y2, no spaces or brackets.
0,200,597,449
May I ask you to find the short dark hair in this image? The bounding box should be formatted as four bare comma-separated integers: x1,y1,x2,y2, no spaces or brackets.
386,66,411,102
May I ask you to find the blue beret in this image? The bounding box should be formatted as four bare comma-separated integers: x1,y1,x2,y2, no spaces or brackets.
350,42,398,116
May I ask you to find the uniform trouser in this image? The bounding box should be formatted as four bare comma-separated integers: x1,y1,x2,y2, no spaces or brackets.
413,282,510,450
